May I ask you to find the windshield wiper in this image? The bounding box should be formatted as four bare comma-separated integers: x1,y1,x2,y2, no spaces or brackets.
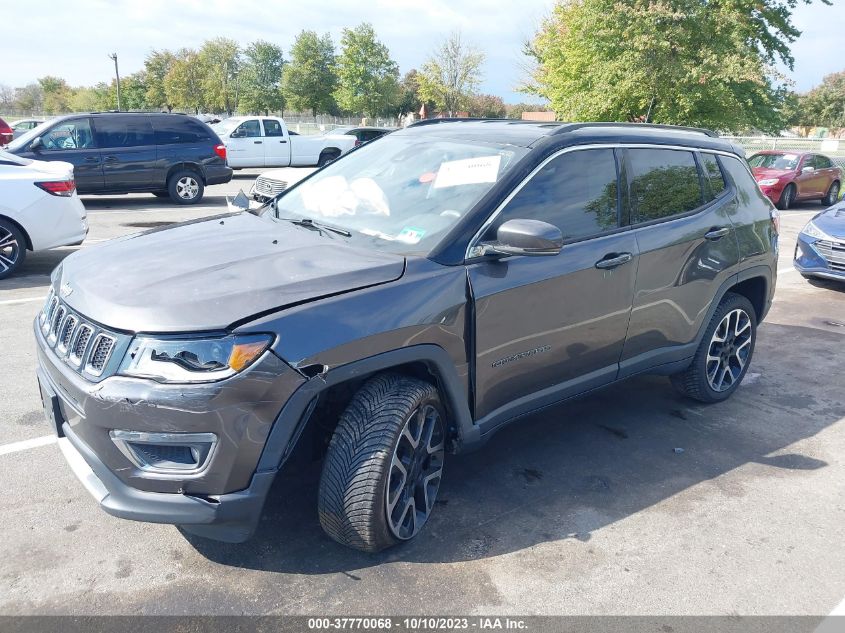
279,217,352,237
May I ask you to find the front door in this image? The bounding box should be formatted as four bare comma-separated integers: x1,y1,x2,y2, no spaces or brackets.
261,118,291,167
226,119,264,168
469,148,638,425
33,117,104,192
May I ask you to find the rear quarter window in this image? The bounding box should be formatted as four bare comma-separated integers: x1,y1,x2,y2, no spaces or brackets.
700,153,727,202
152,117,214,145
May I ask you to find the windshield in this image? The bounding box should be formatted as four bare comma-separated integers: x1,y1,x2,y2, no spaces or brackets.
272,134,528,254
6,118,56,151
210,118,242,137
748,153,800,170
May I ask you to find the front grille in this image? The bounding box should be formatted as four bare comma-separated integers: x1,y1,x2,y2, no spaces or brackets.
815,239,845,272
254,175,287,197
38,291,123,380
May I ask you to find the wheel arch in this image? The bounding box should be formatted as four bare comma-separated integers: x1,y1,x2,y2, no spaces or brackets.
166,162,206,184
0,213,34,250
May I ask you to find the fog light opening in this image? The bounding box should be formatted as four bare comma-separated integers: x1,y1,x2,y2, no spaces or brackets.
110,430,217,475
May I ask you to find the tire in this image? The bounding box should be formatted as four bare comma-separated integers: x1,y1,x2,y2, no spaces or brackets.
318,373,447,552
0,219,26,280
670,292,757,404
167,170,204,205
317,149,340,167
777,183,795,210
822,181,840,207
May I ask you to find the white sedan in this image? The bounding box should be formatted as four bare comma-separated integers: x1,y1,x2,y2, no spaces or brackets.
0,150,88,279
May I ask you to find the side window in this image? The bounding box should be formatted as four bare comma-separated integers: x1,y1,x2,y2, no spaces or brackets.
234,120,262,138
816,155,832,169
700,153,727,202
41,118,95,151
494,149,619,241
629,149,703,222
152,117,212,144
263,120,284,137
94,116,155,148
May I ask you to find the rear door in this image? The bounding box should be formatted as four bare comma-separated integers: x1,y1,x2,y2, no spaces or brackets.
815,155,839,199
226,119,264,167
619,148,740,377
469,147,638,424
261,118,291,167
92,115,157,191
34,117,103,192
794,155,824,198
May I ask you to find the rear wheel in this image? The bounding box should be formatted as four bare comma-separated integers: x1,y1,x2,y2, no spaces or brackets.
167,170,204,205
822,181,840,207
0,219,26,280
318,373,446,552
777,183,795,210
671,293,757,403
317,149,340,167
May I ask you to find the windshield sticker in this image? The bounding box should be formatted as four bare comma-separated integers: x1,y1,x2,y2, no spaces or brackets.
361,228,395,241
782,154,798,161
433,155,502,189
396,226,426,244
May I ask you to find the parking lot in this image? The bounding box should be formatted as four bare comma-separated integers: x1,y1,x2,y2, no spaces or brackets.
1,173,844,616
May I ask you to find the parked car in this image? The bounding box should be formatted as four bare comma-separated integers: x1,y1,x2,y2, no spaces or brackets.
748,151,841,210
327,125,393,147
0,117,13,144
212,116,356,168
250,166,316,202
6,112,232,204
10,118,45,139
0,150,87,279
794,198,845,282
35,121,777,551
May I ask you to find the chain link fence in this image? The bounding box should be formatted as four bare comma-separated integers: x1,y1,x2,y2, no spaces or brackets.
724,136,845,170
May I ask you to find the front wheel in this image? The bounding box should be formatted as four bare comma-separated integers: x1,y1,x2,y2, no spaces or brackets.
671,293,757,403
822,181,840,207
777,183,795,210
318,374,446,552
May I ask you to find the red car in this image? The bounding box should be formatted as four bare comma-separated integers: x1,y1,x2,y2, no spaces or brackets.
0,117,13,145
748,150,841,210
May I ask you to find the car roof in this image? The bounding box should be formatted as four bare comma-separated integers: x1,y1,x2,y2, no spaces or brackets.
400,118,742,154
752,150,816,157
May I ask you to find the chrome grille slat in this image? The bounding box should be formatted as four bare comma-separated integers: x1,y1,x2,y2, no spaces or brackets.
255,176,287,197
815,240,845,271
38,296,122,380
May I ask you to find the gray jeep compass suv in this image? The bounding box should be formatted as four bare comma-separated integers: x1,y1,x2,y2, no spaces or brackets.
34,120,778,551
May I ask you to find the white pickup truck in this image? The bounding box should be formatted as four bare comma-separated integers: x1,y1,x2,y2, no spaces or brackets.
212,117,357,169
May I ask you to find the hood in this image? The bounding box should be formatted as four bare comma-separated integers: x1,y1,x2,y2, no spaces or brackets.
57,212,405,333
751,167,793,180
813,202,845,240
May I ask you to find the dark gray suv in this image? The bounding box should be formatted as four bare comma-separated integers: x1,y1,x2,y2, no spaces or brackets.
34,121,778,551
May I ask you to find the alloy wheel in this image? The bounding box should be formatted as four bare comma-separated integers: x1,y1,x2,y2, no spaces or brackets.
706,308,753,392
385,403,445,540
176,176,199,200
829,183,840,204
782,186,794,209
0,225,21,275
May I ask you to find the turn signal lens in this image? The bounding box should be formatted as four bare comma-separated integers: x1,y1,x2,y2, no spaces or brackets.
229,338,271,371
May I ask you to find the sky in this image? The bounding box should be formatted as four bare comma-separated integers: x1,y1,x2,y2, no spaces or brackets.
1,0,843,104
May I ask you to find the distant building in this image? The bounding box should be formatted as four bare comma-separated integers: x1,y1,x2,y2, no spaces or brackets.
521,111,556,122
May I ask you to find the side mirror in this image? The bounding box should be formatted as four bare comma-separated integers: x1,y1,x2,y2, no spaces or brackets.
29,136,43,151
802,166,814,173
482,219,563,257
230,129,244,139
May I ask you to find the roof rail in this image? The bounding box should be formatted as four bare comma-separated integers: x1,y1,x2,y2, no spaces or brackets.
552,122,719,138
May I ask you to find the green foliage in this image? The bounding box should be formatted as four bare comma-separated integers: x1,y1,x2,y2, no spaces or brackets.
334,23,400,117
239,40,285,115
525,0,829,133
505,102,554,119
144,50,176,111
198,37,241,114
418,31,485,115
13,83,44,113
796,71,845,129
282,30,338,116
38,76,71,114
467,93,507,118
67,84,110,112
164,49,206,114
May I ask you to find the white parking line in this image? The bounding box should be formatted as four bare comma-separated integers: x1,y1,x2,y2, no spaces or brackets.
0,434,56,456
0,296,45,306
778,266,798,275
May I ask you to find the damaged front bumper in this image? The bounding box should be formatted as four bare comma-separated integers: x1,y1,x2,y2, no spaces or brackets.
35,318,307,542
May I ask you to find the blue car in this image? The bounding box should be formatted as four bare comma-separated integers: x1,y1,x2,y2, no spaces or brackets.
794,200,845,282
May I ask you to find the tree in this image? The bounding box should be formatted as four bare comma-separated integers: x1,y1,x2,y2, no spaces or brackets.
282,30,338,116
417,31,485,116
14,83,43,113
468,93,507,118
145,50,176,111
38,76,71,114
505,102,553,119
239,40,285,115
113,71,149,110
334,23,399,117
524,0,830,134
165,49,206,114
396,69,431,116
68,84,111,112
0,84,13,111
198,37,241,114
797,71,845,130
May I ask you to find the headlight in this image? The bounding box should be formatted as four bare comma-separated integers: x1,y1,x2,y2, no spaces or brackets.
119,333,273,383
802,220,835,242
758,178,780,186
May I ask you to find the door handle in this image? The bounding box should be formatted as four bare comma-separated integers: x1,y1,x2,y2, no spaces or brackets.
84,156,99,163
102,155,118,162
254,140,263,144
278,140,287,143
595,252,633,270
704,227,730,241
